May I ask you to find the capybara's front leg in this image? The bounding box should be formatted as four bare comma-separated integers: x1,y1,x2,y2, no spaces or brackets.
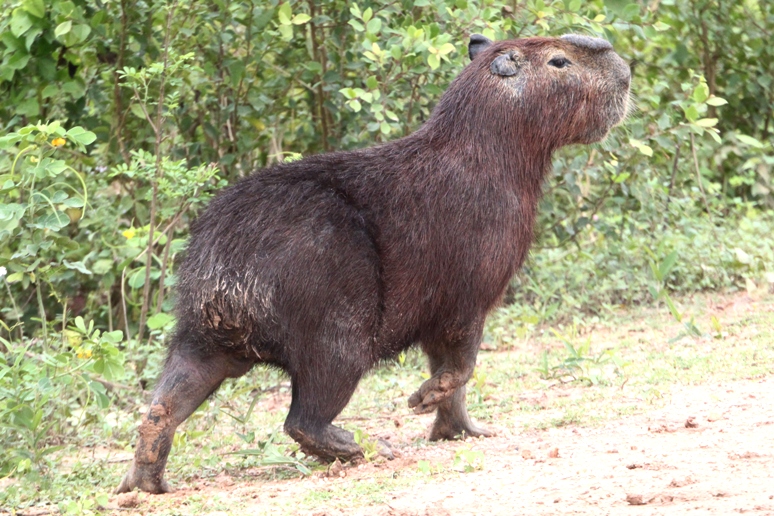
408,369,469,414
409,322,483,415
116,350,253,494
410,320,492,441
429,383,493,440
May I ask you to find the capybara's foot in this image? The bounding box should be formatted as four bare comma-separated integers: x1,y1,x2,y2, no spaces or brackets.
429,419,494,441
287,423,365,462
115,462,172,495
425,384,494,441
377,439,396,460
408,372,460,414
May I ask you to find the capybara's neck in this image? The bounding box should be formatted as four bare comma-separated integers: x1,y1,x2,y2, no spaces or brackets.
395,92,555,206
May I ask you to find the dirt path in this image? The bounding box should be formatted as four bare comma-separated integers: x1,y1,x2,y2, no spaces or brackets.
351,377,774,516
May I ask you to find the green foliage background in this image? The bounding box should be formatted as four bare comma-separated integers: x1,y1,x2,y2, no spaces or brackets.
0,0,772,509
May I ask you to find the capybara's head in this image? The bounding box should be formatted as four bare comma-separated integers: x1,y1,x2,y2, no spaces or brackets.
435,34,631,150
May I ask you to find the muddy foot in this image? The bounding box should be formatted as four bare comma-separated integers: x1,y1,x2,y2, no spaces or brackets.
288,423,367,462
115,462,172,495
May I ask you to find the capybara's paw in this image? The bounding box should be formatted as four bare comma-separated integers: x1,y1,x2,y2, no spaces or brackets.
408,373,459,414
377,439,397,460
429,421,494,441
115,463,172,495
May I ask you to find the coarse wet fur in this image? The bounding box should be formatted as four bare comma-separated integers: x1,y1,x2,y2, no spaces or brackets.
117,34,631,494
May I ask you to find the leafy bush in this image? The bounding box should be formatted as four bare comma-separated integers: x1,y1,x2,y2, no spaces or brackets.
0,316,124,477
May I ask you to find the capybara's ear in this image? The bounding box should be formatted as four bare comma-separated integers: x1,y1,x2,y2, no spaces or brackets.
468,34,493,60
490,50,522,77
560,34,612,52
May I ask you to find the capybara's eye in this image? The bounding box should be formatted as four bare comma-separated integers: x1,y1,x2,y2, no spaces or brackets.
548,57,571,68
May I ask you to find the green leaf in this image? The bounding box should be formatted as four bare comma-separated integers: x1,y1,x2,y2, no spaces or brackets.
366,18,381,33
692,83,709,103
705,97,728,106
694,118,718,128
65,127,97,145
621,3,640,21
129,103,146,120
7,52,31,70
64,24,91,45
427,53,440,70
658,251,679,280
291,13,311,24
6,272,24,284
631,141,653,156
437,43,456,56
736,134,764,148
734,247,751,264
88,380,110,408
277,3,292,25
10,9,33,37
663,294,682,322
22,0,45,19
683,105,699,122
102,330,124,343
54,20,72,38
63,197,84,208
63,259,92,275
147,312,175,330
278,24,293,40
339,88,357,99
41,84,58,98
95,494,109,508
128,267,146,289
653,21,670,31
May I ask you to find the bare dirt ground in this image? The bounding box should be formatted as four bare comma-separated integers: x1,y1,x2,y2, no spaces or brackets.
101,293,773,515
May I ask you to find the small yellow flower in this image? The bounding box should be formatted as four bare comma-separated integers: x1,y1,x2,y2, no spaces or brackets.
51,137,66,147
122,228,136,239
76,348,93,359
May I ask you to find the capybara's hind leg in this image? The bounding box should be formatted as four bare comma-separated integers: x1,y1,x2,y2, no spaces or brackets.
116,349,254,494
284,365,394,462
284,371,363,461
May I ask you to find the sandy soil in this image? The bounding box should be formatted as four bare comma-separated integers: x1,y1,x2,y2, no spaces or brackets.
354,377,774,516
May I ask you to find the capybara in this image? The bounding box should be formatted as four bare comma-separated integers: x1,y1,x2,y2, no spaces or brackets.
117,33,630,494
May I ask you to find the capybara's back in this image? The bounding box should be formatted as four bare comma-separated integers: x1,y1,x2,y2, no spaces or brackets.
118,33,630,494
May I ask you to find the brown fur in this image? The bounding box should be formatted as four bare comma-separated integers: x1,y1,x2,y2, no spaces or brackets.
117,34,630,494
